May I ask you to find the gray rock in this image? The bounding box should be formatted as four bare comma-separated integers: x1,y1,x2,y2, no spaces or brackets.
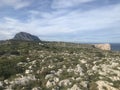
68,84,81,90
46,80,56,88
45,74,54,80
13,32,40,41
74,64,84,76
59,79,72,87
32,87,41,90
0,81,3,87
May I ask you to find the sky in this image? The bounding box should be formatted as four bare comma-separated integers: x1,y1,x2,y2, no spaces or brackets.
0,0,120,43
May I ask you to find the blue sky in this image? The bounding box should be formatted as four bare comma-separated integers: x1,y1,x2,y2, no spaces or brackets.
0,0,120,43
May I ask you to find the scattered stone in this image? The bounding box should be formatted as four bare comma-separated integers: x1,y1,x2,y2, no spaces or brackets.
80,81,88,88
96,81,118,90
32,87,41,90
68,84,81,90
46,80,56,88
59,79,72,87
45,74,54,80
0,81,3,87
74,64,84,76
25,70,33,74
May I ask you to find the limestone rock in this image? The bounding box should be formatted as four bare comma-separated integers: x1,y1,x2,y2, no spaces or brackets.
53,77,59,83
80,81,88,88
59,79,72,87
10,75,36,86
45,74,54,80
0,81,3,87
32,87,41,90
55,69,63,76
68,84,81,90
25,70,33,74
96,81,118,90
93,44,111,50
74,64,83,76
46,80,56,88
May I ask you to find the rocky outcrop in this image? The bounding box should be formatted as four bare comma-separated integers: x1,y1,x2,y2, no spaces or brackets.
13,32,40,41
59,79,72,87
96,81,119,90
93,44,111,50
4,74,36,90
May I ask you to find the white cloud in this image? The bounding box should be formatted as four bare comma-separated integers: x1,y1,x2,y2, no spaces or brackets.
0,31,13,40
0,3,120,41
52,0,95,9
0,0,31,9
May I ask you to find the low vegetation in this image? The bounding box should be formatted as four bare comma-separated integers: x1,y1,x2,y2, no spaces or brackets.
0,40,120,90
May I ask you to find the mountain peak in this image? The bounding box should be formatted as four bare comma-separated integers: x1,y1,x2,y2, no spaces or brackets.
13,32,40,41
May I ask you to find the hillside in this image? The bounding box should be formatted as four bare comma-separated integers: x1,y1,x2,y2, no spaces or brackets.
13,32,40,41
0,40,120,90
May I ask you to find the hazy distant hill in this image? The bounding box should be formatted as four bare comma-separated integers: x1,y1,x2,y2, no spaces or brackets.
13,32,40,41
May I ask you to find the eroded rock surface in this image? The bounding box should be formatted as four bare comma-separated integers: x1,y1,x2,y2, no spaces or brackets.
94,43,111,50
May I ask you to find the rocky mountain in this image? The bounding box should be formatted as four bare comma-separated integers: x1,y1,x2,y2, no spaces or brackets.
0,41,120,90
13,32,40,41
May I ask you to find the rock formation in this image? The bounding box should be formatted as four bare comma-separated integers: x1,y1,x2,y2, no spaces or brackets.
13,32,40,41
93,44,111,50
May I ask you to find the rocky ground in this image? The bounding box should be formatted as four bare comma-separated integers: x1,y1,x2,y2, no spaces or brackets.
0,40,120,90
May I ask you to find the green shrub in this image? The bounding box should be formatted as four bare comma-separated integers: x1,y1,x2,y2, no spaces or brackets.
0,56,26,79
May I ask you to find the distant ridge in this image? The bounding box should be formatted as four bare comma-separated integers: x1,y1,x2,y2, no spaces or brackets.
13,32,40,41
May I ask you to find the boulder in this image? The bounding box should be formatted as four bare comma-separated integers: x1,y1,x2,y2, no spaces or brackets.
46,80,56,88
96,81,118,90
93,44,111,50
59,79,72,87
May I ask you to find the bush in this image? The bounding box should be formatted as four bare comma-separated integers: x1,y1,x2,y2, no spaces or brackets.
0,51,6,56
10,50,20,55
0,56,25,79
